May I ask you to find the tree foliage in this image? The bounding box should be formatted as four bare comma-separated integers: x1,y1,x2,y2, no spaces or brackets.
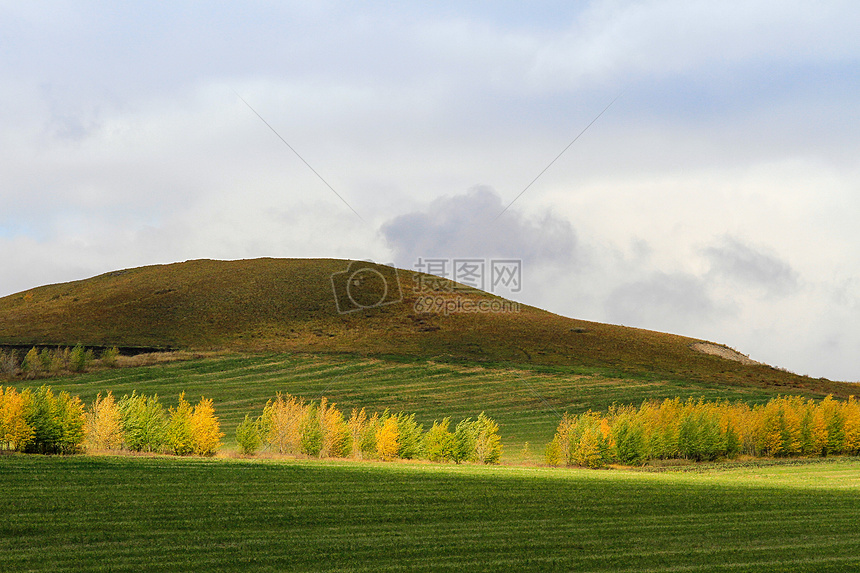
85,391,123,451
548,395,860,468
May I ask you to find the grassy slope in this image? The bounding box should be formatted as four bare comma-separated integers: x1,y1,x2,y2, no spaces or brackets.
5,353,834,456
0,258,851,396
3,454,860,572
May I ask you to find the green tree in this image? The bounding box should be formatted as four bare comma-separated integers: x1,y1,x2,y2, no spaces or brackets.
299,403,323,457
69,344,93,373
22,386,85,454
424,418,455,462
101,347,120,368
395,412,423,459
451,418,476,464
236,414,262,455
613,416,645,465
166,392,194,455
473,412,503,464
22,347,42,379
118,392,168,453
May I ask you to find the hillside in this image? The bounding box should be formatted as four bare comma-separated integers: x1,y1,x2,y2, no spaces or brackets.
0,257,849,393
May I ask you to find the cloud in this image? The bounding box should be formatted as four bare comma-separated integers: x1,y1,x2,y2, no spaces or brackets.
604,272,720,335
380,186,580,269
703,237,798,296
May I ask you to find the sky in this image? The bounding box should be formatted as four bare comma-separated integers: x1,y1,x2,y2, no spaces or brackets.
1,1,859,380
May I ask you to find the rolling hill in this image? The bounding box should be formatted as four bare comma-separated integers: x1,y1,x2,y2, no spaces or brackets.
0,257,850,394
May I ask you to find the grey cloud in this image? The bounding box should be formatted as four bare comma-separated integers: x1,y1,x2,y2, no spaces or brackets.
380,186,579,269
703,237,798,296
604,272,718,335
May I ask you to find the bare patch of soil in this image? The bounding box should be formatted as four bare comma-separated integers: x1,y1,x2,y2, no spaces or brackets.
691,342,763,366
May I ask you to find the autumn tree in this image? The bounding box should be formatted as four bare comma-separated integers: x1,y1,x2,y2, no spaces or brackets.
190,396,223,456
260,393,306,454
85,391,123,451
347,407,369,459
0,386,32,450
318,397,351,458
375,414,399,461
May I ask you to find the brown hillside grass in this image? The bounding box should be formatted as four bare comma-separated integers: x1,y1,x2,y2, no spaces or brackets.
0,257,852,396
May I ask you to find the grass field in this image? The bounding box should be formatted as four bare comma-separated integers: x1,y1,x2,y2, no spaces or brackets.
3,454,860,572
8,352,795,456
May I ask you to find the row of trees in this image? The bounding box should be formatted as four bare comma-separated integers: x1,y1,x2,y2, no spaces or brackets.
1,387,503,463
0,345,119,379
0,387,222,456
236,393,502,464
546,395,860,468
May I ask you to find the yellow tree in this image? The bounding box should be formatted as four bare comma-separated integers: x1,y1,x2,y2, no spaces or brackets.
843,397,860,454
260,393,306,454
318,398,351,458
0,387,33,451
84,391,123,451
347,407,368,459
190,397,223,456
375,415,399,461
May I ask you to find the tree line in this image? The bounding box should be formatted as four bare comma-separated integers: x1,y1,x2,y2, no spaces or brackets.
0,345,118,379
546,395,860,468
235,392,502,464
0,387,503,464
0,386,222,455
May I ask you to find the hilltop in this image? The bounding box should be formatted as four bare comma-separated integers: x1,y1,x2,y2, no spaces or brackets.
0,257,849,394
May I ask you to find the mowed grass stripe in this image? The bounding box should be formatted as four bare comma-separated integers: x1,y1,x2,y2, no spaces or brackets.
4,456,860,572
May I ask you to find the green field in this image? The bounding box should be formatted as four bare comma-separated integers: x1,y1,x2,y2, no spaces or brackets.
8,352,793,455
3,454,860,572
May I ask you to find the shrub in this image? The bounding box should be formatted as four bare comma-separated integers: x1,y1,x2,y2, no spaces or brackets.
544,437,562,467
